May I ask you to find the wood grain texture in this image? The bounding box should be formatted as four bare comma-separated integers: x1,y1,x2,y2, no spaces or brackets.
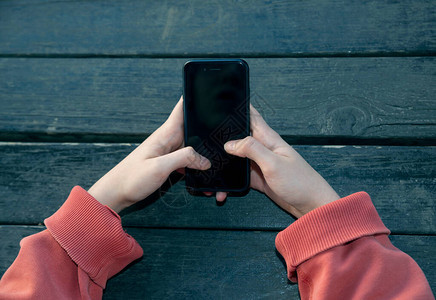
1,143,434,234
0,226,434,298
0,57,435,140
1,0,434,297
0,0,434,56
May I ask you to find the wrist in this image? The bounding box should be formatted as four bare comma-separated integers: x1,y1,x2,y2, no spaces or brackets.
88,182,127,214
305,189,341,215
286,187,340,219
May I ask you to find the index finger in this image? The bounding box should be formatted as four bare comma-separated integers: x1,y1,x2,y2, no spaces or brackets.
138,96,184,157
164,95,184,128
250,104,288,151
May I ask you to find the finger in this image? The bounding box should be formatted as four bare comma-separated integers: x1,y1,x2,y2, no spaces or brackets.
249,160,266,192
250,105,288,151
142,96,184,155
224,136,274,169
204,192,213,196
216,192,227,202
164,96,184,128
156,146,211,175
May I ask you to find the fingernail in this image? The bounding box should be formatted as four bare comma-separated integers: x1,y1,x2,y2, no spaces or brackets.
224,141,235,151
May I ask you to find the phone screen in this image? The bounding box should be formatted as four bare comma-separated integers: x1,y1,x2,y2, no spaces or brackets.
183,59,250,192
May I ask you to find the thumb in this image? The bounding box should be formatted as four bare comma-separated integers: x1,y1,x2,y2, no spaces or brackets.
224,136,273,169
156,146,211,174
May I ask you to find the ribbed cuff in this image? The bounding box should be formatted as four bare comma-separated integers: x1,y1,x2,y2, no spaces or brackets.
275,192,390,282
45,186,143,288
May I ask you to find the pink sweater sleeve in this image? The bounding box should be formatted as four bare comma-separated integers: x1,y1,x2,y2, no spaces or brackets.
0,186,143,300
275,192,434,299
1,189,433,299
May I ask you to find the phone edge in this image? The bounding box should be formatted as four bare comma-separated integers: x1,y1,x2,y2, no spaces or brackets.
182,59,251,194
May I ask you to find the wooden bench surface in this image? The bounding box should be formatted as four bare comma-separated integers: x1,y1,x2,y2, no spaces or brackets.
0,0,435,298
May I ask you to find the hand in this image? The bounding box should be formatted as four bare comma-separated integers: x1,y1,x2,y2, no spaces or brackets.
88,96,211,213
224,106,340,218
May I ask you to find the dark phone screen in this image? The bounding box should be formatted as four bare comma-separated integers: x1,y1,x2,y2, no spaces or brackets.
184,60,249,191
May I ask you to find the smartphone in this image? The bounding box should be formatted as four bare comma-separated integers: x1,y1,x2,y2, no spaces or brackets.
183,59,250,194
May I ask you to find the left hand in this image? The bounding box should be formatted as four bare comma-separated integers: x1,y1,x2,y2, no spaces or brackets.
88,96,212,213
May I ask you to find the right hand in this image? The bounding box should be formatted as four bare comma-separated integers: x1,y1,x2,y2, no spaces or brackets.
224,106,340,218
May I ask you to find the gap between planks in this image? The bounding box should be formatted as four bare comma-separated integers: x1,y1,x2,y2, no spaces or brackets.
0,52,435,59
1,225,435,237
1,133,436,146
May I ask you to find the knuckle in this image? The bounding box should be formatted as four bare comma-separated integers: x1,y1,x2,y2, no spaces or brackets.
184,146,198,162
261,159,276,177
240,136,256,152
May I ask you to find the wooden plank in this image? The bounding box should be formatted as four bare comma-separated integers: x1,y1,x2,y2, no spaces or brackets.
0,0,434,56
0,226,434,297
0,143,434,234
0,57,435,140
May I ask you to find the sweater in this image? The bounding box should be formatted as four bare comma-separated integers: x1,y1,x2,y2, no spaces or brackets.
0,186,433,299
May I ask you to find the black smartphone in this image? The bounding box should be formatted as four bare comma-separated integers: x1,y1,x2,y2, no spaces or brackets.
183,59,250,194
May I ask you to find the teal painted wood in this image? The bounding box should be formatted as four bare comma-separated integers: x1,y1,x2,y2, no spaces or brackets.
0,0,434,298
0,0,434,56
0,226,434,298
1,143,434,234
0,57,435,141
